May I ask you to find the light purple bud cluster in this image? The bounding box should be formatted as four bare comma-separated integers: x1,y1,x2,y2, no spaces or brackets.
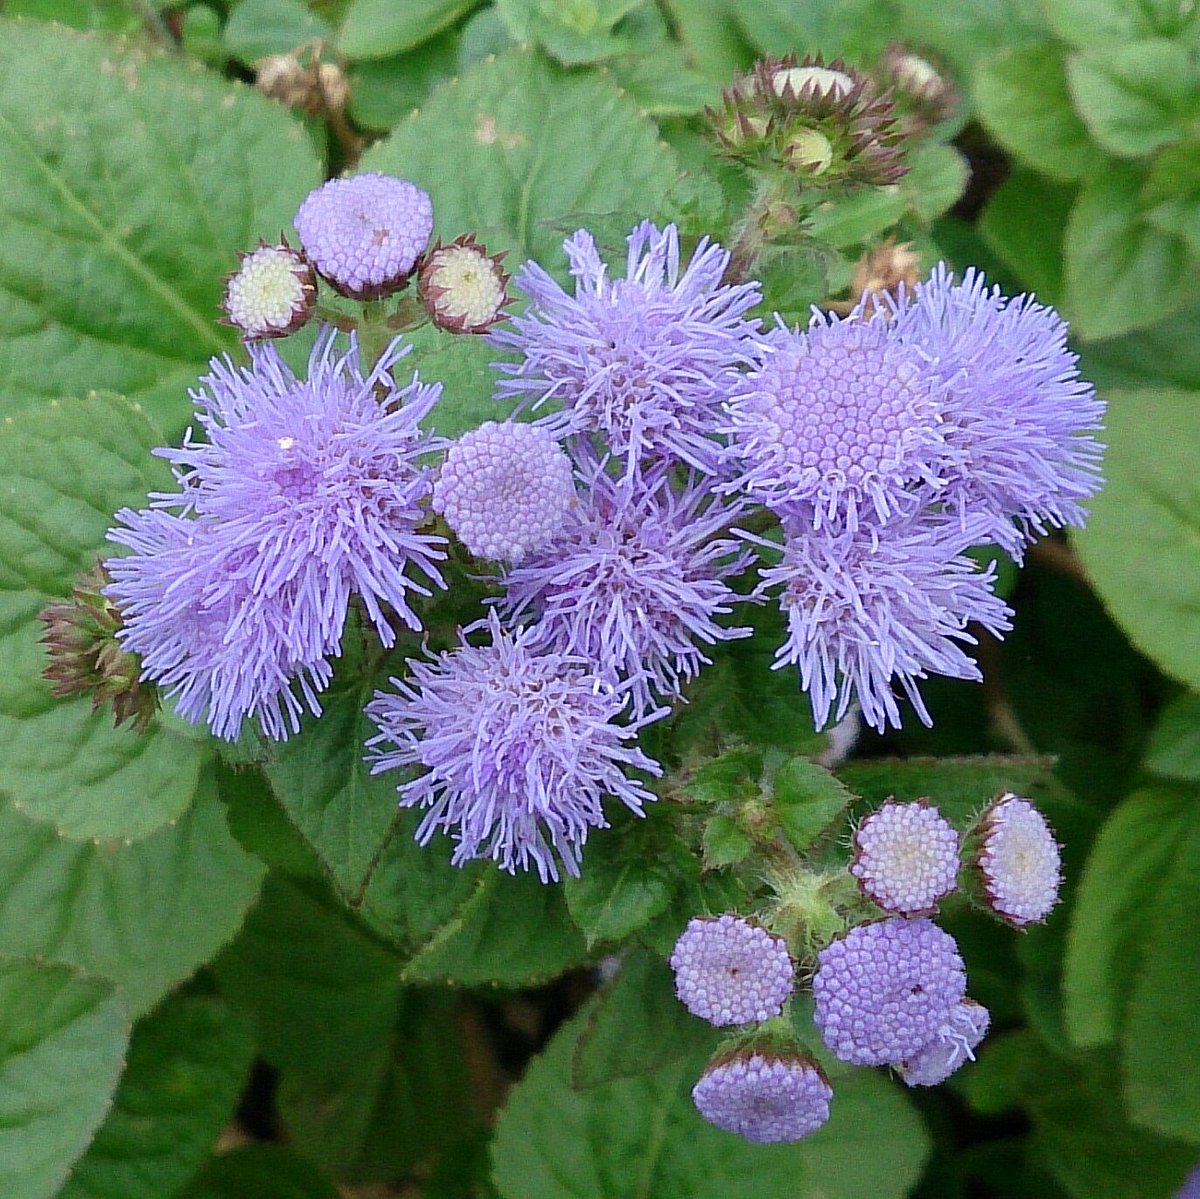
976,793,1062,926
692,1052,832,1143
851,800,960,914
897,998,990,1087
669,914,794,1026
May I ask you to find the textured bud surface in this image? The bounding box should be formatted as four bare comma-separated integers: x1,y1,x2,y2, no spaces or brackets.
851,800,960,914
772,65,855,99
223,244,315,340
421,237,509,333
898,998,990,1087
813,917,967,1066
432,421,574,562
294,173,433,299
669,914,795,1026
977,794,1061,926
692,1053,832,1143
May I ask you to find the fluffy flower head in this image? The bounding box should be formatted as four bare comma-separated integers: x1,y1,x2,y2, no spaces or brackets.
812,916,967,1066
851,800,960,914
294,173,433,299
669,914,794,1027
692,1052,832,1143
889,265,1105,557
723,315,950,529
223,242,315,340
432,421,574,562
756,512,1012,732
492,221,762,473
365,612,662,882
164,327,446,649
898,999,990,1087
977,794,1061,926
501,461,753,717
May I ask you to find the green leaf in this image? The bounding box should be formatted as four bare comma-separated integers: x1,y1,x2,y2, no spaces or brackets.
1063,786,1194,1047
402,868,588,986
902,142,970,223
772,756,856,852
805,187,908,250
974,44,1107,182
1142,141,1200,259
610,48,716,116
1144,693,1200,780
264,679,405,905
1067,41,1200,159
61,995,256,1199
1063,166,1197,340
0,777,264,1017
1043,0,1200,49
222,0,334,63
0,959,128,1199
888,0,1046,74
980,172,1076,306
0,19,320,437
731,0,902,62
495,0,642,64
361,48,677,264
338,0,478,59
1123,788,1200,1143
701,813,752,867
572,948,719,1089
493,1001,930,1199
346,30,461,131
1073,389,1200,688
407,323,504,438
0,394,211,840
564,815,687,947
657,0,752,81
955,1029,1038,1116
181,1145,338,1199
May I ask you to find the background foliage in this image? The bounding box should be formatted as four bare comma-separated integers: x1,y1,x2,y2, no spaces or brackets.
0,1,1197,1197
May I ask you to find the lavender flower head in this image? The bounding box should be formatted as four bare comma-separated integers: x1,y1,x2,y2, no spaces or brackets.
851,800,961,915
492,221,762,473
163,326,447,650
105,509,333,740
722,313,951,529
692,1052,832,1143
812,916,967,1066
754,511,1012,732
669,914,794,1026
294,173,433,299
889,265,1105,558
897,998,990,1087
500,460,753,717
1177,1162,1200,1199
432,421,574,562
365,611,662,882
976,794,1061,926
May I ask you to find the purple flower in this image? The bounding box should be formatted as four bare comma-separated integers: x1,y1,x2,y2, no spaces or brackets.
812,916,967,1066
897,998,990,1087
669,914,794,1027
492,221,762,473
1177,1161,1200,1199
889,265,1105,557
364,611,662,882
499,461,753,717
293,173,433,299
432,421,575,562
851,800,961,915
692,1051,833,1143
752,511,1012,732
722,314,951,529
163,326,446,650
105,509,333,740
976,794,1061,927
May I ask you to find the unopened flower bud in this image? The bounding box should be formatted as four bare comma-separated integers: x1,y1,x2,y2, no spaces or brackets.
223,241,316,340
419,235,511,334
880,44,959,131
975,794,1061,927
39,563,158,732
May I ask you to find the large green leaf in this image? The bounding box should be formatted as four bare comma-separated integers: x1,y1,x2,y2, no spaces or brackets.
1073,389,1200,689
495,0,642,64
0,394,210,840
1063,167,1198,340
0,776,264,1017
1067,40,1200,159
0,959,128,1199
338,0,478,60
974,44,1107,182
61,995,256,1199
222,0,334,63
492,1002,929,1199
1043,0,1200,49
1144,693,1200,781
888,0,1046,73
1123,788,1200,1143
0,18,320,436
979,172,1076,306
1063,786,1195,1047
361,48,677,265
